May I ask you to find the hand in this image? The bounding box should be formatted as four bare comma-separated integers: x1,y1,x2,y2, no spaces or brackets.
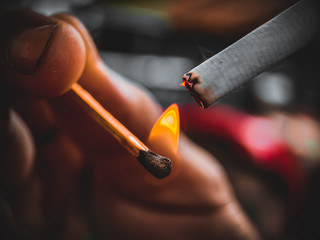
0,9,259,240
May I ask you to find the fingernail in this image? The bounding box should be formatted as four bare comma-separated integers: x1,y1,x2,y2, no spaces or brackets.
7,24,56,74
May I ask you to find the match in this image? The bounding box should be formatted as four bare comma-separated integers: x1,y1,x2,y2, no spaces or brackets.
71,83,172,179
181,0,320,108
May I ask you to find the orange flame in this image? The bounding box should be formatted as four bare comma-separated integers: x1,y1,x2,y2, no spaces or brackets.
180,82,186,87
148,104,180,155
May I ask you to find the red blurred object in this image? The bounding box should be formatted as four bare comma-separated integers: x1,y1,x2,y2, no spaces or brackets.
179,103,305,207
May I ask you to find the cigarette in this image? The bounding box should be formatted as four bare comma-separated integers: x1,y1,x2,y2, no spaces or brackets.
181,0,320,108
71,83,172,179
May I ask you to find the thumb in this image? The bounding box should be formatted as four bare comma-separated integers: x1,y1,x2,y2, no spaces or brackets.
0,9,86,99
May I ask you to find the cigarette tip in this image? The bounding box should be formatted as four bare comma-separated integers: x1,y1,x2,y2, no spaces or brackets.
181,73,206,108
137,150,172,179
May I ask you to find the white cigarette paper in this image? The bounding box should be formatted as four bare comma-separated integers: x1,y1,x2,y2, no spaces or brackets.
184,0,320,108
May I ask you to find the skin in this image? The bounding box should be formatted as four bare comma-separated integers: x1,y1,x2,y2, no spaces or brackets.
0,9,259,240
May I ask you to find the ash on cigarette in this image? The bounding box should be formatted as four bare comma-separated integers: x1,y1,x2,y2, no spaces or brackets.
182,73,206,108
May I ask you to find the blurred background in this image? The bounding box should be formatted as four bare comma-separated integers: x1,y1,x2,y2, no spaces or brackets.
1,0,320,239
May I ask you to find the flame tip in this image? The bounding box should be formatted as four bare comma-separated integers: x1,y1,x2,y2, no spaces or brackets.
147,103,180,154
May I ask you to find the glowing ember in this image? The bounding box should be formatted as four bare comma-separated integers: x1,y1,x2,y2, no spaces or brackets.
148,104,180,155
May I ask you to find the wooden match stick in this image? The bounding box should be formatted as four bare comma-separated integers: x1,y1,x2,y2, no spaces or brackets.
71,83,172,179
181,0,320,108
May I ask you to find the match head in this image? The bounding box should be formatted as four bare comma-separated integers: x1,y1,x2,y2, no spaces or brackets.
137,150,172,179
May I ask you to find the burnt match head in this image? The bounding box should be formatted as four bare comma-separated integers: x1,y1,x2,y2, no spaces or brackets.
137,150,172,179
